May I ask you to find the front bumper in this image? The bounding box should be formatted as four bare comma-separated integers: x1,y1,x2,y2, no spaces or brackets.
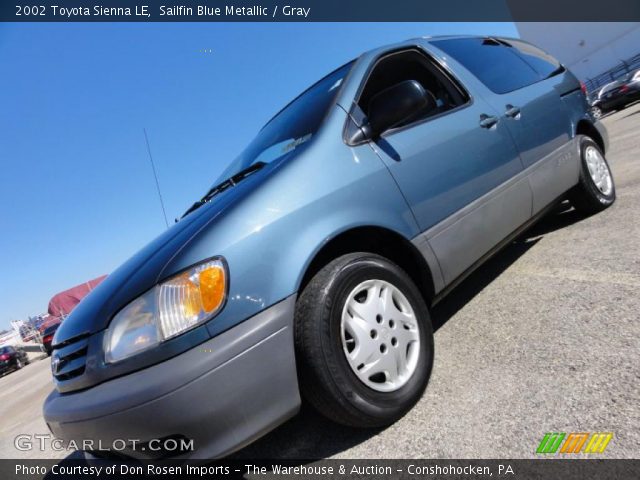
43,295,300,460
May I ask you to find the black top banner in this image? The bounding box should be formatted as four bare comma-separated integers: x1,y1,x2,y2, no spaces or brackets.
2,0,640,22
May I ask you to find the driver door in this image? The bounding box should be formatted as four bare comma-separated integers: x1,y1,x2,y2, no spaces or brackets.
350,49,531,285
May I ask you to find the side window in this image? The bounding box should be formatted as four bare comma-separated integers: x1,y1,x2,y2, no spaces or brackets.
432,38,541,94
358,49,469,129
505,39,564,79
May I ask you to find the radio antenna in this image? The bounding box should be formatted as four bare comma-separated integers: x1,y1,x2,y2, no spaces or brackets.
143,128,169,229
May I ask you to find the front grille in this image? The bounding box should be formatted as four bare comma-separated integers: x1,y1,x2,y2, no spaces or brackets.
52,336,89,382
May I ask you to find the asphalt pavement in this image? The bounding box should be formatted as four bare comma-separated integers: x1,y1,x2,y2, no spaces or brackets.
1,103,638,460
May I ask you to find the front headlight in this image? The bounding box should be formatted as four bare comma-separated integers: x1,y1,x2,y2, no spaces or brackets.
105,258,227,363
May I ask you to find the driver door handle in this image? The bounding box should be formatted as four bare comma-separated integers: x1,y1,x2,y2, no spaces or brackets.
479,114,499,129
505,104,521,119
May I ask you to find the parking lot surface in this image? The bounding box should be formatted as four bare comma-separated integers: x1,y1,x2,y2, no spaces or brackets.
1,103,639,460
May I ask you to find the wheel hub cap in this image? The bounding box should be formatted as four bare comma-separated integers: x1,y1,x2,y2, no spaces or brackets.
585,146,613,196
340,279,420,392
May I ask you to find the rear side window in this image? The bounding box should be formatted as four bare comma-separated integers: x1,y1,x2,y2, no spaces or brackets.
432,37,548,94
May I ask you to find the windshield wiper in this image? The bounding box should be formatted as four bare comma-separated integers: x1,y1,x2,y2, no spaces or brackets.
181,162,266,219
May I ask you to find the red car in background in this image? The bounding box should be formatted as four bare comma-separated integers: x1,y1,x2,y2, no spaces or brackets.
40,275,106,355
40,322,62,356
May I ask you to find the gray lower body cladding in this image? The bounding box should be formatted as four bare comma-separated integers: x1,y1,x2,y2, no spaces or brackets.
412,137,582,292
43,295,300,460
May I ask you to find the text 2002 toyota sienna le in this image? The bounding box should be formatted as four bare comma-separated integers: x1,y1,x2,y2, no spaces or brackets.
44,36,615,459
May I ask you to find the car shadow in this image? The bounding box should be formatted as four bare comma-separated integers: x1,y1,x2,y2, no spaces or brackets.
523,201,584,238
231,201,587,461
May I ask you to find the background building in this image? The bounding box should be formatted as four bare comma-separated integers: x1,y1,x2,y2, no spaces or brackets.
517,22,640,92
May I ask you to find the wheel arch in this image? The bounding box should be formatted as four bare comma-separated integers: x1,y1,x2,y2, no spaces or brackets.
576,119,606,153
298,226,436,307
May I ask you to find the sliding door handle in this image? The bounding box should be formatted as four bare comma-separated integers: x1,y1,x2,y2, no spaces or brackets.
505,104,521,119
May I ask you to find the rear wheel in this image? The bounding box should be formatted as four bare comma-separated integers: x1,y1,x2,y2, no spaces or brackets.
591,106,602,119
569,136,616,215
15,359,23,369
294,253,434,427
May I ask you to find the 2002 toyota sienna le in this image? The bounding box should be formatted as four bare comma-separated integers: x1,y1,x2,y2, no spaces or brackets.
44,36,615,459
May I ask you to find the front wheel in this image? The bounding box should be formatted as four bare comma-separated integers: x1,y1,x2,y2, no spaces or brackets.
294,253,434,427
568,136,616,215
591,106,602,119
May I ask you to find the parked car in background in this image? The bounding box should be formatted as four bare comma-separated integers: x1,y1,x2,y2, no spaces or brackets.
0,345,30,375
41,323,61,356
44,35,615,460
590,69,640,118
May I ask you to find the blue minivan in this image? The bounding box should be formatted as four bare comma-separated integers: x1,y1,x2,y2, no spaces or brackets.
44,36,615,459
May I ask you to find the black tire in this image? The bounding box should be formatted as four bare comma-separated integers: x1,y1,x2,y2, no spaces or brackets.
568,136,616,215
15,359,23,369
294,252,434,428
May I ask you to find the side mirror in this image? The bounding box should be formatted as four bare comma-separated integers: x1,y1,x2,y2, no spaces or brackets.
367,80,430,137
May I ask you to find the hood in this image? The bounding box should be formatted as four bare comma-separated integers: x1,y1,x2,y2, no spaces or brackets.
53,167,270,346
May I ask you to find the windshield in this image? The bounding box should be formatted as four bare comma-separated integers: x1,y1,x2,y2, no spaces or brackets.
0,347,11,354
214,61,354,184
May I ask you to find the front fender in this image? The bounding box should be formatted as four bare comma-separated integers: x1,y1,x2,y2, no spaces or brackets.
160,132,419,338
